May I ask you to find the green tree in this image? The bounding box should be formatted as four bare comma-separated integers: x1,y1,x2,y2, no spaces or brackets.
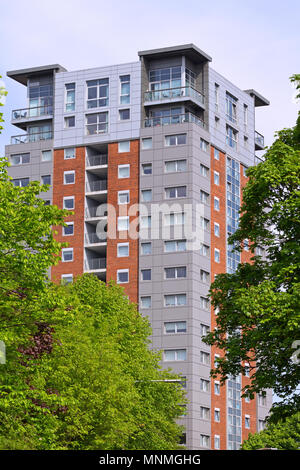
0,276,186,450
242,413,300,450
204,77,300,420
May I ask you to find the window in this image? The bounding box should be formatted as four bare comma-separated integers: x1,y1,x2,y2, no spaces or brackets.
86,112,108,135
165,186,186,199
63,222,74,236
142,163,152,175
64,171,75,185
214,148,220,160
65,83,75,112
214,248,220,263
164,240,186,253
117,243,129,257
164,349,187,362
141,189,152,202
118,216,129,231
165,134,186,146
165,159,187,173
200,244,209,257
164,212,185,226
201,324,209,336
140,296,151,309
244,239,249,251
118,164,130,178
214,171,220,185
200,351,210,365
214,409,220,422
200,164,209,177
119,108,130,120
258,392,267,406
87,78,109,108
149,66,181,91
200,378,210,392
200,296,209,310
12,177,30,187
118,140,130,153
200,406,210,420
164,321,187,334
118,190,129,204
41,150,52,162
215,83,219,112
62,248,73,262
226,125,238,149
200,190,209,204
117,269,129,283
200,138,209,152
214,222,220,237
200,435,210,448
258,420,265,432
201,217,209,231
215,116,220,128
214,196,220,211
242,165,248,177
214,435,220,450
41,175,51,185
165,266,187,279
214,381,220,395
141,269,151,281
10,153,30,165
44,200,51,206
244,104,248,127
141,242,152,255
61,274,73,284
142,137,152,150
245,396,250,404
120,75,130,104
200,270,209,283
164,294,187,307
140,215,151,228
64,148,75,159
245,415,250,429
63,196,74,210
245,363,250,377
226,92,238,124
244,136,248,148
64,116,75,128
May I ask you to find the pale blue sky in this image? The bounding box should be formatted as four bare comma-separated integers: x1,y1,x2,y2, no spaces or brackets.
1,0,299,152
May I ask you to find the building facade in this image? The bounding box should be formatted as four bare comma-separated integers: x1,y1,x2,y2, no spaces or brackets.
5,44,272,449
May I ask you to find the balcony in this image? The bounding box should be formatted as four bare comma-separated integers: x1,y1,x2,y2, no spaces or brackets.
85,207,107,219
85,257,106,271
12,105,53,122
144,112,205,129
86,180,107,192
144,86,205,109
255,131,265,150
86,155,108,167
11,130,53,145
85,232,106,245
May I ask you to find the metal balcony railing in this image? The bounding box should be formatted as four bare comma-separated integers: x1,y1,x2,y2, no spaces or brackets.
11,131,53,144
85,257,107,271
144,86,205,106
86,155,108,167
85,207,107,218
86,180,107,192
12,105,53,121
144,112,205,129
255,131,264,148
85,232,106,244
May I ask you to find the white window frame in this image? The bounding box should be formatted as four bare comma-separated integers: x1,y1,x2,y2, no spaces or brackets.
214,381,220,395
164,321,187,334
62,248,73,262
64,170,75,185
118,190,130,205
119,108,130,121
245,415,250,429
200,351,210,365
141,162,152,175
64,115,75,128
119,75,130,104
141,189,152,202
141,242,152,255
214,196,220,211
141,269,151,281
141,137,152,150
214,222,220,237
117,242,129,258
164,239,187,253
214,171,220,185
65,83,75,112
200,138,209,152
163,349,187,362
118,140,130,153
118,164,130,179
63,222,74,236
61,273,73,284
164,294,187,307
64,147,76,160
164,266,187,280
200,164,209,177
214,408,220,422
117,269,129,284
63,196,75,210
214,248,220,263
41,150,52,162
165,134,187,147
165,186,187,199
117,216,129,231
214,435,220,450
164,159,187,173
140,296,152,309
200,378,210,392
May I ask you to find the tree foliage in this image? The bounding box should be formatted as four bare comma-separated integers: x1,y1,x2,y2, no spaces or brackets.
204,78,300,420
242,413,300,450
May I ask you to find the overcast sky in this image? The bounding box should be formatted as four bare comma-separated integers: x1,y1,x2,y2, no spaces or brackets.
0,0,299,154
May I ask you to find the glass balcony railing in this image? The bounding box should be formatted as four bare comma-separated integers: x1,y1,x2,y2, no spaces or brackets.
85,258,107,271
255,131,264,148
11,131,53,144
86,180,107,192
86,155,108,167
85,233,106,244
144,86,205,106
12,105,53,121
144,112,205,129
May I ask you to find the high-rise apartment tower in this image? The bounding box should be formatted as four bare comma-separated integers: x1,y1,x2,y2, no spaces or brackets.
5,44,272,449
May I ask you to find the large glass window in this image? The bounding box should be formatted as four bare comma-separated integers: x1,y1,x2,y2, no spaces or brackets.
12,177,29,187
28,79,53,116
87,78,109,108
149,66,181,96
28,124,52,141
10,153,30,165
226,92,238,124
65,83,75,112
86,112,108,135
226,125,238,149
